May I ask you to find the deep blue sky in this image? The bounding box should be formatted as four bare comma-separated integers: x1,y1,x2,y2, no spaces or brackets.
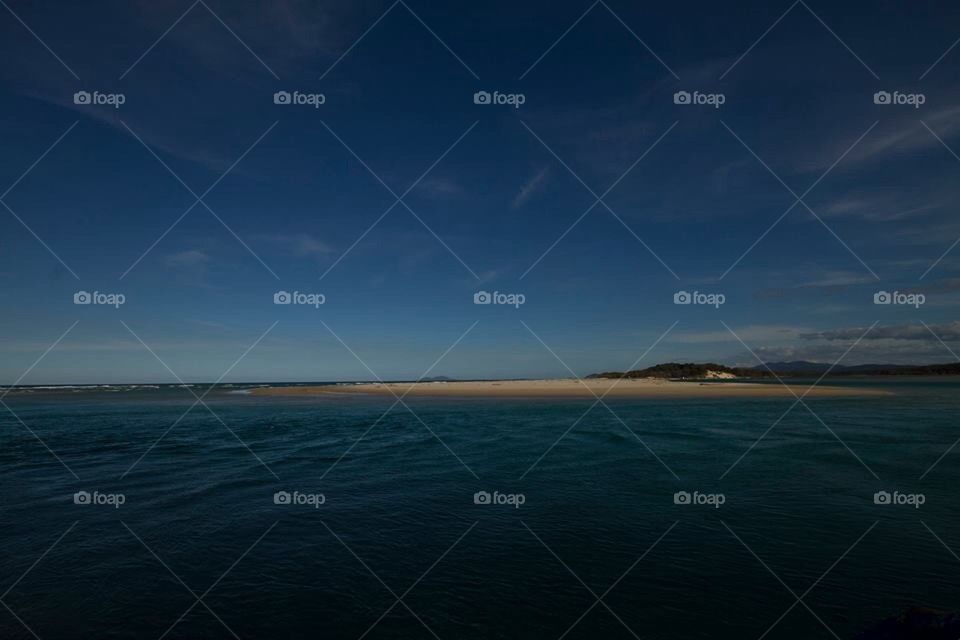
1,0,960,383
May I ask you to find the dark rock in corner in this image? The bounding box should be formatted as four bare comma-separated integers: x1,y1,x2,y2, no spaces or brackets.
855,607,960,639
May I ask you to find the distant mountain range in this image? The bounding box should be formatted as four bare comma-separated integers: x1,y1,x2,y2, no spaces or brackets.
753,361,960,376
589,361,960,379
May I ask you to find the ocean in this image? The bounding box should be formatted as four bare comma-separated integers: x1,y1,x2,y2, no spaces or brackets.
1,379,957,639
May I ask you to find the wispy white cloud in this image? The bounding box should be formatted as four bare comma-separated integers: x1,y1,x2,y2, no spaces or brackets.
258,232,333,258
165,249,210,268
512,166,550,209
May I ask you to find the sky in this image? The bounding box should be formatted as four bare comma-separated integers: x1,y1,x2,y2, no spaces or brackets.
1,0,960,383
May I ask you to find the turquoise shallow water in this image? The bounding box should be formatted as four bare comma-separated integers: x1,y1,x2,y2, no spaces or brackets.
1,379,958,638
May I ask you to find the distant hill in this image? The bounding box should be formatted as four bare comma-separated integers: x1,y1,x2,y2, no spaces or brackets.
590,361,960,380
589,363,769,380
755,362,960,376
753,361,914,374
753,361,834,373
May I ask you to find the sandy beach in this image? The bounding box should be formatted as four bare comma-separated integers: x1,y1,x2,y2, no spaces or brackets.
250,378,889,399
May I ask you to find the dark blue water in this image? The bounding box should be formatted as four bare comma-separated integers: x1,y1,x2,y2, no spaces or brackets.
1,379,958,639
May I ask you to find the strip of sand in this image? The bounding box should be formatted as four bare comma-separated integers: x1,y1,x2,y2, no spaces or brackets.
250,378,889,398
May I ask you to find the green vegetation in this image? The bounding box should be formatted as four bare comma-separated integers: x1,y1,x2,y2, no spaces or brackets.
589,361,960,380
588,363,770,380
